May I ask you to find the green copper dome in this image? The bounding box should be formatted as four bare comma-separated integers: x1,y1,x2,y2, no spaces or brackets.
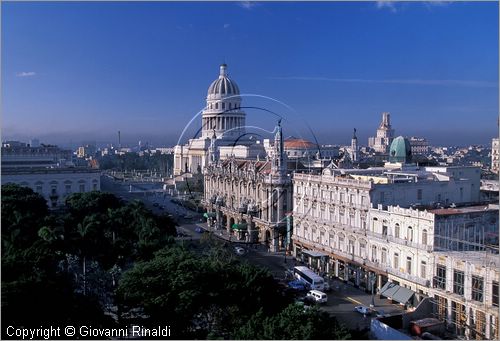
389,136,412,163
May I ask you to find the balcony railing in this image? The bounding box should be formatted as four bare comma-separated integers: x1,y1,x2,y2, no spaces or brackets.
387,235,433,252
386,267,430,287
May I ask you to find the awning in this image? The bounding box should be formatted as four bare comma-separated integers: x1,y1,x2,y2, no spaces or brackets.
379,282,400,298
302,249,329,258
392,286,415,305
380,282,415,305
203,212,216,218
231,223,247,230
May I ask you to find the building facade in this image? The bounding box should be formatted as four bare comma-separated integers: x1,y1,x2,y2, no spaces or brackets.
409,136,430,155
203,122,292,251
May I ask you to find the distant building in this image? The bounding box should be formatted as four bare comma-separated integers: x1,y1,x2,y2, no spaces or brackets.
368,112,395,153
1,142,99,208
491,138,499,174
409,136,430,155
77,144,96,159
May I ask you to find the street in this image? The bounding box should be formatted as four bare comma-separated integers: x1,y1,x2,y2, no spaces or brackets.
100,175,404,331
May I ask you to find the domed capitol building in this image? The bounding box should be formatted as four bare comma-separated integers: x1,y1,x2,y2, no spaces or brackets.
173,64,264,176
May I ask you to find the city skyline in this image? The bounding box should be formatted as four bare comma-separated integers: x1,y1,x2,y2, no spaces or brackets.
2,1,498,147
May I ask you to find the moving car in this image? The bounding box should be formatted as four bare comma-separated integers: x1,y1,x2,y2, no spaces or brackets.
354,306,372,315
306,290,328,304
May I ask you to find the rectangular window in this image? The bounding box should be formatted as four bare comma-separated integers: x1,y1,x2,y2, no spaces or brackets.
471,276,484,302
381,250,387,264
393,253,399,269
359,242,366,258
382,225,388,236
350,194,355,204
406,257,412,274
79,184,85,193
493,281,499,307
453,270,465,296
65,184,71,194
36,185,43,194
340,193,344,203
435,265,446,289
421,261,427,279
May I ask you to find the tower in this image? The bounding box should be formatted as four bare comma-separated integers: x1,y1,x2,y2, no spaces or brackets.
351,128,359,162
271,120,286,176
208,129,219,165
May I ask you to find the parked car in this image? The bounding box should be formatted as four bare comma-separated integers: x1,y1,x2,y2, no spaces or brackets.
288,280,308,291
306,290,328,304
234,246,246,255
195,226,206,233
354,306,372,315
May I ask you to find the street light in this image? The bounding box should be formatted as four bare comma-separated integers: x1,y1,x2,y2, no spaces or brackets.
370,272,376,308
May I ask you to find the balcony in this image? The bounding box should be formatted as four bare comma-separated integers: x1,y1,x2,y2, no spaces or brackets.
386,267,430,287
387,235,434,252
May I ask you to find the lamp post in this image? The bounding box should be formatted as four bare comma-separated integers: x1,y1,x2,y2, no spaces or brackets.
370,272,376,308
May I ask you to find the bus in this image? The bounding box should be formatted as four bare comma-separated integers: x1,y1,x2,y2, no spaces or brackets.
293,266,325,291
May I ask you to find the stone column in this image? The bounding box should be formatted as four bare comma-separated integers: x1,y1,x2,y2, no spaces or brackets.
334,259,339,278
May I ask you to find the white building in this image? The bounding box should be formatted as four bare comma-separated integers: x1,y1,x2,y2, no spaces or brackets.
173,64,254,176
1,143,100,208
368,112,395,154
2,168,101,208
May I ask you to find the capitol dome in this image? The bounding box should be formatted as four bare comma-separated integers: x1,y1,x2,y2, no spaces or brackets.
389,136,412,163
207,64,240,98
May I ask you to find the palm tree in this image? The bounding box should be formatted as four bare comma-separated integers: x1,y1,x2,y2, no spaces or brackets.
76,215,98,296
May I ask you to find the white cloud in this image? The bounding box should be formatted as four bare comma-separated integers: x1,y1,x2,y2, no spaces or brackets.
239,1,258,10
223,23,230,29
269,76,498,88
424,1,452,6
16,71,36,77
376,1,397,13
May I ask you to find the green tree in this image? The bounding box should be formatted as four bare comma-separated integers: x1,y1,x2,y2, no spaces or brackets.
234,304,351,340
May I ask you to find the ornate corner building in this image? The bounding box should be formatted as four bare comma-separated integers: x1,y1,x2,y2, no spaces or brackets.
203,122,293,252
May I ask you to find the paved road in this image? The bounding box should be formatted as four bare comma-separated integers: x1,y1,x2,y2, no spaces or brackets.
100,175,404,331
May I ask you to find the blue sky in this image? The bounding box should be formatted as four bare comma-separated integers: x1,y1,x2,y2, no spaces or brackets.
2,1,498,147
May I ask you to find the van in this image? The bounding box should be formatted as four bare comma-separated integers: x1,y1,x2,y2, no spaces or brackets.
306,290,328,304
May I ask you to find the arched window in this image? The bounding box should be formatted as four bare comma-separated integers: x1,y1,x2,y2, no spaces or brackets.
395,223,400,238
422,229,428,245
408,226,413,242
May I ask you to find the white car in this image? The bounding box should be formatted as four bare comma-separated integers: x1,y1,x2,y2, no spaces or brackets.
354,305,372,315
234,246,246,255
306,290,328,304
